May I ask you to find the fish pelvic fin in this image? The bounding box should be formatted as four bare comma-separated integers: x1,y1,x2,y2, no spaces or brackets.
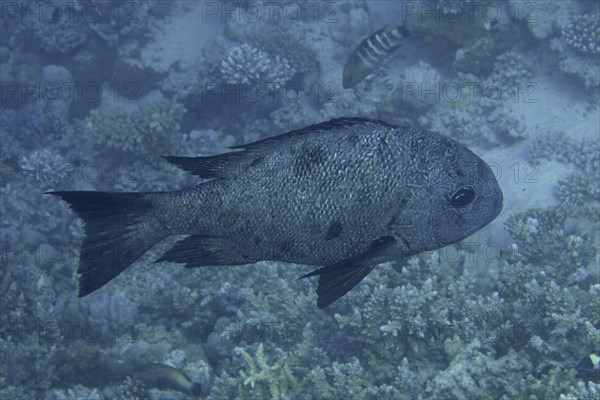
316,265,376,308
47,191,164,296
299,236,396,308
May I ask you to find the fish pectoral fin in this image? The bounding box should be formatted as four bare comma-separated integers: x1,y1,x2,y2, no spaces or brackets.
156,235,252,268
316,265,376,308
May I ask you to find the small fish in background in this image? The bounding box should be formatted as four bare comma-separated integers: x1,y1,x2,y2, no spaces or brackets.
575,353,600,382
343,25,411,88
132,363,202,396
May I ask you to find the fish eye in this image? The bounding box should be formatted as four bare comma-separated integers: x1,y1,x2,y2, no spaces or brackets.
450,186,477,208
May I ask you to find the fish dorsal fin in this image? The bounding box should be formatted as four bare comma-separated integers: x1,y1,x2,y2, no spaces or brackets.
163,118,393,179
232,117,390,151
389,25,410,39
162,152,247,179
356,25,388,49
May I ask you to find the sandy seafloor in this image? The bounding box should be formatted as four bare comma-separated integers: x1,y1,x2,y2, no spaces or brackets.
1,1,599,399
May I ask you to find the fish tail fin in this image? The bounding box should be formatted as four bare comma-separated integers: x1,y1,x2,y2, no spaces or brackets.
47,191,164,296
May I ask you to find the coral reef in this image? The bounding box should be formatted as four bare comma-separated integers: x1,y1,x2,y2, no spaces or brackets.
241,23,319,75
529,132,599,173
402,61,443,109
562,13,600,54
220,44,296,89
405,0,489,47
529,133,600,207
508,0,581,40
418,83,525,146
505,205,598,268
0,106,47,160
76,0,165,47
550,12,600,89
418,51,531,146
45,385,101,400
19,1,91,54
85,99,186,156
560,381,600,400
236,343,302,400
452,37,498,77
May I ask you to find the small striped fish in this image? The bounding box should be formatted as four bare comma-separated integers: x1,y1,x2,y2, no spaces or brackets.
343,25,410,88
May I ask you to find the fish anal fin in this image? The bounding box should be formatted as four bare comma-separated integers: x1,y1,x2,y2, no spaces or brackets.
317,265,376,308
157,235,252,268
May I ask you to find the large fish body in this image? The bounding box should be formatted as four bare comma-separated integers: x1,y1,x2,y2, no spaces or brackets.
343,25,410,88
52,118,503,308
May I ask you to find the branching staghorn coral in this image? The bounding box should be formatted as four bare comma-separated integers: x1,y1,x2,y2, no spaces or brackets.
220,44,296,89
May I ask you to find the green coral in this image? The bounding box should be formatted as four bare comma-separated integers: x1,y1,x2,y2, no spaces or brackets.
505,205,598,268
425,341,526,400
560,381,600,400
85,100,186,156
236,343,302,400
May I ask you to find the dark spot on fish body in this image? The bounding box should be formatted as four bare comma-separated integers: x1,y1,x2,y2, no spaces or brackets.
309,223,321,235
278,240,296,257
397,194,409,209
220,210,240,226
346,134,360,145
356,187,376,208
325,220,343,240
293,144,328,178
387,215,398,229
250,156,263,167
